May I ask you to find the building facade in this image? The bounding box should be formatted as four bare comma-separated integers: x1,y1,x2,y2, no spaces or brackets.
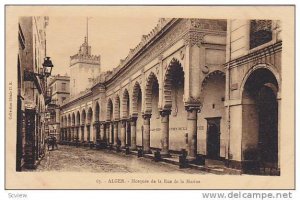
17,16,51,170
46,74,70,142
225,19,282,174
59,18,282,175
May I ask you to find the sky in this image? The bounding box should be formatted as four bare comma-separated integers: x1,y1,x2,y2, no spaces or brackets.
46,16,159,76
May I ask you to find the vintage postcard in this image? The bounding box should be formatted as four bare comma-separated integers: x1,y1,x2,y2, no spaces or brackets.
5,5,295,189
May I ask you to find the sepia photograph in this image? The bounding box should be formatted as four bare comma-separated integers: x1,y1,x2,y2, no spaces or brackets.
5,5,295,190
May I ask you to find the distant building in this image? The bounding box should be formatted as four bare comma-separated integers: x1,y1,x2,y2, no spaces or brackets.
48,74,70,105
69,37,100,97
17,16,50,170
46,74,70,141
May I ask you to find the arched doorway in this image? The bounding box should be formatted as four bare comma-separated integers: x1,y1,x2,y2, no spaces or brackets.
242,68,279,174
199,71,226,160
68,114,71,141
132,82,143,147
87,107,93,142
163,58,186,151
122,89,131,146
145,73,160,148
113,95,120,146
76,111,80,141
95,102,100,141
95,102,100,121
107,98,113,144
81,109,86,142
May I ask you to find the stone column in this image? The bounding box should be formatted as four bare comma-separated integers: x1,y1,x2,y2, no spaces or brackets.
130,117,137,150
61,129,63,141
76,126,79,141
109,122,113,144
81,125,84,142
93,124,98,141
120,120,126,148
65,129,67,141
60,129,63,141
92,122,99,143
126,121,131,146
113,121,119,147
186,107,199,160
66,129,68,141
72,127,74,141
69,128,72,141
100,122,105,141
87,125,91,142
160,110,171,157
78,126,81,141
69,128,71,141
106,122,111,144
142,114,152,154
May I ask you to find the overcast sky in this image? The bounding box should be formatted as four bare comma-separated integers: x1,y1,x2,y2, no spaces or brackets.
46,16,159,76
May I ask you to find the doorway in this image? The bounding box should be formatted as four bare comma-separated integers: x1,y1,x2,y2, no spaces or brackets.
206,118,221,159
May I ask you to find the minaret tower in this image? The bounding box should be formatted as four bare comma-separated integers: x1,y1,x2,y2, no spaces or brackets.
69,18,100,96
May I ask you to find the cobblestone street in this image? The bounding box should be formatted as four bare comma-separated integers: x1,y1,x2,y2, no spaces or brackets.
34,145,206,173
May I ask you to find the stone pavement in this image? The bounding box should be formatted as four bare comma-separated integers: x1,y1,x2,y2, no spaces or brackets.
34,145,206,174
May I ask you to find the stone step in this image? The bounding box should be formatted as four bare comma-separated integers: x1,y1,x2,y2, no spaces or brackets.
205,158,225,166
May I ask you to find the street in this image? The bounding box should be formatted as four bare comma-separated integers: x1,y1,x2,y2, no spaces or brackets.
35,145,206,173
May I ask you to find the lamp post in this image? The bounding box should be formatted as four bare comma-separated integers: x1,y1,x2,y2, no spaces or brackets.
42,57,54,78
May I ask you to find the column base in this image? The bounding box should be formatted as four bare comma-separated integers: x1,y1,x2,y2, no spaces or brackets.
160,152,171,158
143,149,152,154
186,155,205,165
130,146,137,151
113,144,119,148
114,145,121,152
186,156,196,162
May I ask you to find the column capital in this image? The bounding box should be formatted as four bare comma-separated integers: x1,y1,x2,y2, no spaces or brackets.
185,99,202,112
100,122,105,128
142,113,152,119
130,116,138,122
120,120,127,127
113,121,119,125
93,120,99,126
159,109,171,117
130,113,138,119
130,120,137,126
120,117,129,122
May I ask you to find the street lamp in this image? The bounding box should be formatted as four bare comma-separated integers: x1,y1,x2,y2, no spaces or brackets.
42,57,54,78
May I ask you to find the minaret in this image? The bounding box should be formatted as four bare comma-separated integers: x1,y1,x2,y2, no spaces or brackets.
69,18,100,96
